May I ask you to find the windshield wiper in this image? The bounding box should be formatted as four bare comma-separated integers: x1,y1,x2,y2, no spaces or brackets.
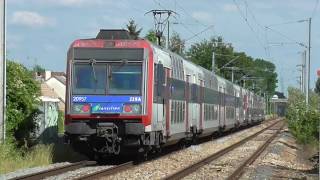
89,58,97,82
108,59,128,80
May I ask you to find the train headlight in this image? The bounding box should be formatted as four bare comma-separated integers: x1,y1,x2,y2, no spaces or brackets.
73,104,91,113
123,104,141,114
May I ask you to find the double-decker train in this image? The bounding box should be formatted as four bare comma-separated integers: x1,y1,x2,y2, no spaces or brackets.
64,29,265,158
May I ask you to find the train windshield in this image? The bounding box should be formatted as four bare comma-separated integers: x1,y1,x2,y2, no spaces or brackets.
108,64,142,94
73,64,107,94
72,63,142,95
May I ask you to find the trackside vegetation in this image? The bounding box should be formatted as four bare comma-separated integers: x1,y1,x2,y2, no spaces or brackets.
286,87,320,145
0,61,84,174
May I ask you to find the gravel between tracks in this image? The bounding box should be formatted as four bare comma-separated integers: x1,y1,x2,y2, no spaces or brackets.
44,165,115,180
240,126,318,180
183,129,276,180
100,120,278,180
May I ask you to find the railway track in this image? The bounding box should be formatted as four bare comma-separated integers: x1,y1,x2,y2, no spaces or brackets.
9,161,96,180
74,161,134,180
8,118,280,180
163,119,284,180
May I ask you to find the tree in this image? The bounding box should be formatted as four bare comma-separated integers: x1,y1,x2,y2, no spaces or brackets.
250,59,278,96
145,29,166,47
169,32,185,55
187,37,234,73
126,19,142,40
6,61,40,146
315,78,320,95
186,36,277,95
33,64,45,74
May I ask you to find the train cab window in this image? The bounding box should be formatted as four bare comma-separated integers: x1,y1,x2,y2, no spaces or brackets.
108,64,142,94
73,64,106,94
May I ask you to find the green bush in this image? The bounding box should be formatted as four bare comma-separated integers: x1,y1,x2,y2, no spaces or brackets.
6,61,40,146
286,87,320,144
57,110,64,134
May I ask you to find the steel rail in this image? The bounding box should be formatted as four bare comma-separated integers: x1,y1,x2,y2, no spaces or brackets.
227,122,285,180
75,161,134,180
163,119,282,180
10,161,96,180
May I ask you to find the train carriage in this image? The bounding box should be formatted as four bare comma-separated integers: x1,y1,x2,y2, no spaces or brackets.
64,30,265,157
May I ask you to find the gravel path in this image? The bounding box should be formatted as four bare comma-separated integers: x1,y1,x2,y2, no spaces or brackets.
100,120,278,180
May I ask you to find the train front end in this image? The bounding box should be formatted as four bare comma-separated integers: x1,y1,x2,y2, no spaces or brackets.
64,32,153,157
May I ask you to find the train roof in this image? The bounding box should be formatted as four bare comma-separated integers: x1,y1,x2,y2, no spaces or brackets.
68,30,263,98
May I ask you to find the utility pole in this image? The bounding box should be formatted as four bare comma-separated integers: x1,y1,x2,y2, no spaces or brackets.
303,50,307,94
306,17,311,107
145,10,177,48
0,0,5,143
166,20,169,49
231,67,234,83
212,52,215,73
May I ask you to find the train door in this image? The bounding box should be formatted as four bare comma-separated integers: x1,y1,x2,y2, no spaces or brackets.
185,75,191,132
236,91,240,125
191,74,198,129
223,88,226,127
218,86,224,128
218,86,221,127
165,68,171,137
199,80,204,131
153,63,166,133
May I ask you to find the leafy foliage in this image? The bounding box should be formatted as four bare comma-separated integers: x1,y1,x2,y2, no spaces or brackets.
186,37,277,95
33,64,45,73
6,61,41,145
315,77,320,95
126,19,142,40
57,110,64,134
145,29,166,47
169,31,185,55
286,87,320,144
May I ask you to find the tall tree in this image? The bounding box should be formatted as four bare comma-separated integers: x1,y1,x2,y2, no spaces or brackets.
315,77,320,95
187,37,234,74
126,19,142,40
33,64,45,73
169,32,185,55
251,59,278,95
186,37,278,95
145,29,166,47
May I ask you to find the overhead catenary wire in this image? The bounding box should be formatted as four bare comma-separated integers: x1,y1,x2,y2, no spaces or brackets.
233,0,268,57
266,19,308,27
184,25,214,42
174,1,208,28
311,0,319,18
174,0,217,37
264,26,308,48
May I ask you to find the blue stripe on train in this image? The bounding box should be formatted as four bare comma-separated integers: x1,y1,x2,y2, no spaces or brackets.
72,95,142,103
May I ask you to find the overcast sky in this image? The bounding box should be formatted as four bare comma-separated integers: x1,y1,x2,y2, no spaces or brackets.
7,0,320,94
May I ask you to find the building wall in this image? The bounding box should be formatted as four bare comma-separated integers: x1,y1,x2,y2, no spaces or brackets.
45,77,65,102
36,100,59,143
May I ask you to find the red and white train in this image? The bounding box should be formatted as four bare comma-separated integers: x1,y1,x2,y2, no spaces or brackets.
64,30,265,157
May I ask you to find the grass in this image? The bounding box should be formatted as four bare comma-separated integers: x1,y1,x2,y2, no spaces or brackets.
0,142,86,174
0,143,53,174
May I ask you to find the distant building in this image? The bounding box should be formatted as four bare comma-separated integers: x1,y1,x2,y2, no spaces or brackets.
36,70,66,111
270,91,287,117
34,70,66,142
